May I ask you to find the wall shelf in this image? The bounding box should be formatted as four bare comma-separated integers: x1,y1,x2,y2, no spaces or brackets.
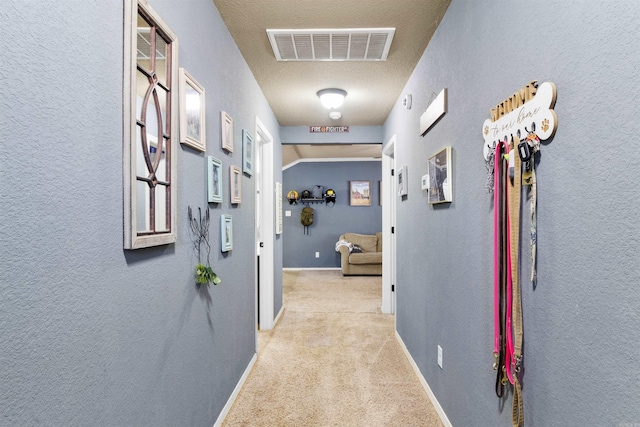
300,198,325,204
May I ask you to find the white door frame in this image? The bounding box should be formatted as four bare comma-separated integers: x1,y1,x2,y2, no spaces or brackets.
381,136,396,314
255,116,275,332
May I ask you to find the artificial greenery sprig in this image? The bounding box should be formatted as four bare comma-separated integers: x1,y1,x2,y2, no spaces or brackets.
189,206,221,286
195,263,221,286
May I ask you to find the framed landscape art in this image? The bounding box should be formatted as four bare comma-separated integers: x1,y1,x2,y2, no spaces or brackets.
350,180,371,206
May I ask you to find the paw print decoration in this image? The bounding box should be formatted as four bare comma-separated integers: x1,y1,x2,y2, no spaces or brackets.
541,118,549,132
482,81,557,161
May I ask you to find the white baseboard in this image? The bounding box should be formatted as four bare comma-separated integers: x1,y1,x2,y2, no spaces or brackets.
213,353,257,427
273,305,284,326
283,267,341,271
395,331,452,427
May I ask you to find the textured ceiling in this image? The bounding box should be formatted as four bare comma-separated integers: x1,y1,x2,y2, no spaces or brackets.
213,0,450,127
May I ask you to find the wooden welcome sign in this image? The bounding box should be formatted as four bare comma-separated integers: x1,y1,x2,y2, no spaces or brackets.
482,81,557,160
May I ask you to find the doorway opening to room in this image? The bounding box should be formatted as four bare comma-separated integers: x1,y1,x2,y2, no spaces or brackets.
382,136,397,315
255,117,275,332
281,143,386,310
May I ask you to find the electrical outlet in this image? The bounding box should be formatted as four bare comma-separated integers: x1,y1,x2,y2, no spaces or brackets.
315,252,320,258
437,345,443,369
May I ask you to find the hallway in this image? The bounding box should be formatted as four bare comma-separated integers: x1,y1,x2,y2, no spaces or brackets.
222,270,443,426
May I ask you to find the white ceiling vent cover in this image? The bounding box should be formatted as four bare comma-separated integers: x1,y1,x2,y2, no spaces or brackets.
267,28,395,61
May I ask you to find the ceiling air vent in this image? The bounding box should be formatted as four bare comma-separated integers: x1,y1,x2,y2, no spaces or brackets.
267,28,395,61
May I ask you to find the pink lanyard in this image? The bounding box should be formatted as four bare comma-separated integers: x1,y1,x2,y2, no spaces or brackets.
493,141,503,359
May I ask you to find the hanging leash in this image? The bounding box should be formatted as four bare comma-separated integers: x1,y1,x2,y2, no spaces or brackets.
490,136,526,426
492,141,501,369
508,136,524,427
492,141,502,395
493,139,510,397
522,128,541,286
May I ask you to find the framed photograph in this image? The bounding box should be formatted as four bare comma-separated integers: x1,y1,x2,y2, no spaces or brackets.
428,146,452,204
221,214,233,252
242,129,254,176
178,68,206,152
207,156,223,203
221,111,233,152
397,166,408,197
230,165,242,204
350,180,371,206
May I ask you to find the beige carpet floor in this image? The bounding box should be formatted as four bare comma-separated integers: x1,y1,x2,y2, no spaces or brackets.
222,270,444,427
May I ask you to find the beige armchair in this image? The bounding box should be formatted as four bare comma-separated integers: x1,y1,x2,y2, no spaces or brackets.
338,232,382,276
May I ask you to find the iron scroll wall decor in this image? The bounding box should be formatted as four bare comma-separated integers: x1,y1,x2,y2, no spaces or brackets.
482,81,557,160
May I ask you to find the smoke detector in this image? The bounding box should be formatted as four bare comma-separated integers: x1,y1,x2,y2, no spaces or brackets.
403,94,412,110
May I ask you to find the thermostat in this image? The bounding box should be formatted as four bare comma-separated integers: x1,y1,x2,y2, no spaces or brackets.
421,174,430,190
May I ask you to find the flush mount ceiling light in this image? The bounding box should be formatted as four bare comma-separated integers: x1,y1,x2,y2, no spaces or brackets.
317,88,347,109
329,111,342,120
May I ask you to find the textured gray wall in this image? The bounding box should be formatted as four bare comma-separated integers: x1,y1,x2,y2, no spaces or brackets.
384,1,640,426
0,1,281,426
283,161,382,268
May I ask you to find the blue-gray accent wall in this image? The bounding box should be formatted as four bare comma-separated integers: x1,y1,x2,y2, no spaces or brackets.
384,1,640,426
283,161,382,268
0,1,282,426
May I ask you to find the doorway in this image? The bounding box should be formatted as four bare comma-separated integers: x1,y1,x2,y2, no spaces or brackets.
382,136,396,314
255,116,275,333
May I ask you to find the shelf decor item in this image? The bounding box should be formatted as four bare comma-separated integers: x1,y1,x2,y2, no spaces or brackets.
178,68,206,152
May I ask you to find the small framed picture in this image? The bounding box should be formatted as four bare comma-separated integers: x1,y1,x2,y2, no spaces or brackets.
230,165,242,204
221,214,233,252
207,156,223,203
428,146,452,204
350,180,371,206
221,111,233,152
179,68,206,152
242,129,254,176
397,166,408,197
